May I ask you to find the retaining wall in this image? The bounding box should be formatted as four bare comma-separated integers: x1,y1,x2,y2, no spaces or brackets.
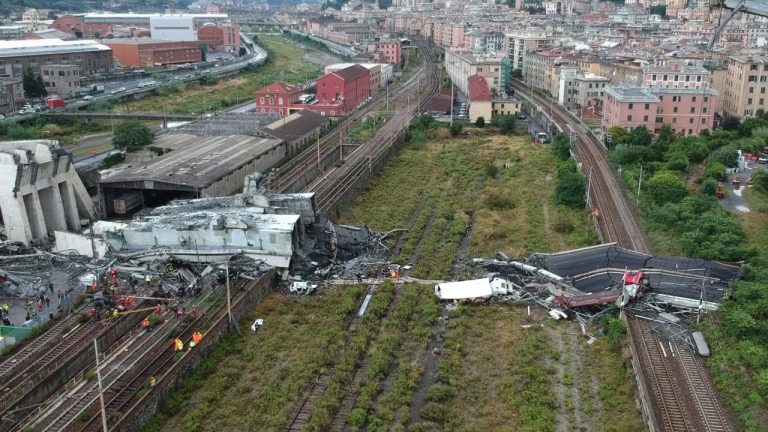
621,312,660,432
113,269,276,431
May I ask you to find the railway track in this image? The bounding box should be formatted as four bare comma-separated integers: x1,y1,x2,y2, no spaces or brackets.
628,317,694,432
285,284,376,432
509,80,651,254
309,41,440,213
274,47,431,193
512,81,734,432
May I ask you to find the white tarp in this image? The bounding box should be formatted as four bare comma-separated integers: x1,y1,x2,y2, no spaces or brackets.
435,279,493,300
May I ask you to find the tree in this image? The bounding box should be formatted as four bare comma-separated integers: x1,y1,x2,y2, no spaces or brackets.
753,170,768,192
649,5,666,17
198,44,208,62
112,121,153,152
701,178,719,196
629,126,652,147
646,171,688,205
475,116,485,128
492,115,516,134
739,117,768,137
36,74,47,97
607,126,630,148
238,47,246,57
552,133,570,161
709,145,739,167
721,116,741,131
554,160,586,208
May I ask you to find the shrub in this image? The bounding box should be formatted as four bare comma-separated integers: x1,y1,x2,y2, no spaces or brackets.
347,407,367,427
551,133,570,161
484,190,515,210
553,218,574,234
645,171,688,205
426,383,454,402
704,161,727,182
700,178,719,196
709,145,739,167
449,122,463,136
554,164,585,209
475,116,485,128
420,402,448,422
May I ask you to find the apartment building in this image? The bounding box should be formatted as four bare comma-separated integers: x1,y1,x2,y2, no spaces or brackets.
470,31,505,54
41,64,81,98
523,50,572,96
0,39,112,78
445,49,503,96
642,61,710,89
603,85,718,135
722,54,768,118
505,31,555,71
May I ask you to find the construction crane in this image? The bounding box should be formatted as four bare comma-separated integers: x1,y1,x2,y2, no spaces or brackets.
709,0,768,49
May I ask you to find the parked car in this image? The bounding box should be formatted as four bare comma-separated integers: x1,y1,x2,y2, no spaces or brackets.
83,95,93,100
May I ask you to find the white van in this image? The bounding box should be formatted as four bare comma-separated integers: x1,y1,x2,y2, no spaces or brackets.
537,132,549,143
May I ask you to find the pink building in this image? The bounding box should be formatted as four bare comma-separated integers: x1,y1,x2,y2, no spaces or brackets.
602,85,718,135
602,86,659,132
373,42,402,67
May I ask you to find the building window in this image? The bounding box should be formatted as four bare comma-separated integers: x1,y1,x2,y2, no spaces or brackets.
704,96,708,102
689,118,694,124
673,107,678,113
692,96,696,102
690,107,695,113
643,115,648,121
673,118,677,123
628,103,633,109
703,107,708,113
627,115,632,121
645,103,649,110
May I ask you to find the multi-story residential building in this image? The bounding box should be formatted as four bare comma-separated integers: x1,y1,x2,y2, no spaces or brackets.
0,39,112,79
445,49,503,96
642,61,710,89
325,63,383,95
603,85,718,135
722,54,768,118
505,31,555,71
572,73,610,110
523,50,572,97
653,87,718,135
372,42,402,66
41,64,81,98
470,31,505,54
0,26,26,40
104,39,202,68
0,78,24,115
602,86,660,132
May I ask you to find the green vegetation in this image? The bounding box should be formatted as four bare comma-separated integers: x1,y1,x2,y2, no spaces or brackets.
119,34,321,114
0,116,109,146
491,114,517,134
341,118,597,276
305,282,396,429
348,284,439,429
112,121,153,152
142,285,366,431
609,113,768,431
22,67,47,98
475,116,485,128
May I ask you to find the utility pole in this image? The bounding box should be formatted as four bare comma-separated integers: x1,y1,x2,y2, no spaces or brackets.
316,128,321,168
339,123,343,162
586,167,593,208
89,219,97,260
94,340,109,432
225,256,233,327
450,74,455,127
636,165,644,206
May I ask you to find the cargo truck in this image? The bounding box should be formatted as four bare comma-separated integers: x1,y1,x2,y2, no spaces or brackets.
79,84,105,95
113,192,144,215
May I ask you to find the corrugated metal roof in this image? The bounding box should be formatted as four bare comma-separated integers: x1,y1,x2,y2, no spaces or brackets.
0,39,110,58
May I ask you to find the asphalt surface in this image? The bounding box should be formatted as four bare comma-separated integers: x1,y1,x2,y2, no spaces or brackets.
529,244,740,302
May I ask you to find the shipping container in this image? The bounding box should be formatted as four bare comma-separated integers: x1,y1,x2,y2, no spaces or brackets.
46,98,65,109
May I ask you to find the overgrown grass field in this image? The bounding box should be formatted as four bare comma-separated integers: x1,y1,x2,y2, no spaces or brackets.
340,129,598,279
116,35,321,114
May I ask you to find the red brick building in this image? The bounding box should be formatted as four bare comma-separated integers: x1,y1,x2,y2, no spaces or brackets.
254,82,303,115
104,39,202,68
315,64,370,115
54,15,148,38
197,24,240,53
372,42,402,67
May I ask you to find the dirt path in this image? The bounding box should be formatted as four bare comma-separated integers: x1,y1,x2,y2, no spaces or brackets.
544,324,569,432
406,304,448,426
452,213,475,280
408,212,437,264
392,198,427,257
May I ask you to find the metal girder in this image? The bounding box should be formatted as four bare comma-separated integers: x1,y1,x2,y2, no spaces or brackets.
710,0,768,49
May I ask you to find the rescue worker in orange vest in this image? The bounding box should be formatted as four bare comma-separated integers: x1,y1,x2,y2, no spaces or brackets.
192,331,203,346
142,317,150,331
155,303,163,317
149,376,157,387
173,338,184,352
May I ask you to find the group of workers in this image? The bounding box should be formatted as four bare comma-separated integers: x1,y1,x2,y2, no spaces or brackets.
172,331,204,352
